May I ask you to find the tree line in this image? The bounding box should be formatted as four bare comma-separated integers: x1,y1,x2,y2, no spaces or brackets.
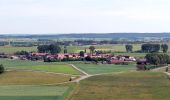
125,44,168,53
145,53,170,65
37,44,61,54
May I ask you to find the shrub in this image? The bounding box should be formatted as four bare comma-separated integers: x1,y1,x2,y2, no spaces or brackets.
0,64,4,74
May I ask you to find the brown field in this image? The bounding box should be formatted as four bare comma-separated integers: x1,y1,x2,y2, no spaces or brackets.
0,70,71,85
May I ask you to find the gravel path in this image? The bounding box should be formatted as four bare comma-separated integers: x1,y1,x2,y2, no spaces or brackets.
70,64,89,76
70,64,91,82
151,65,169,72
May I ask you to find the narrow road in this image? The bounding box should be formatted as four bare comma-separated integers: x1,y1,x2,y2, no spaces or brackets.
70,64,89,75
151,65,169,72
165,72,170,75
70,64,91,82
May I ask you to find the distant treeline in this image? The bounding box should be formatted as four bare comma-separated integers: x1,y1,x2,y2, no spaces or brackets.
126,43,168,53
1,33,170,39
0,41,8,46
141,44,168,53
0,40,158,47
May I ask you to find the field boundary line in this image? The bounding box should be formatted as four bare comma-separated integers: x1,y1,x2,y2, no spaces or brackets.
69,64,89,76
5,69,80,76
92,70,137,76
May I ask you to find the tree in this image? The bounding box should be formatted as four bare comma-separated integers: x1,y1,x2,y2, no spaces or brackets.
161,44,168,53
37,44,61,54
80,51,85,57
85,56,92,61
125,45,133,52
49,44,61,54
84,48,87,53
145,53,170,65
89,46,95,55
37,45,49,53
15,51,29,56
0,64,4,74
141,44,160,53
64,46,67,54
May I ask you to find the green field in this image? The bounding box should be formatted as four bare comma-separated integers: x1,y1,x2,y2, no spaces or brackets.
15,65,80,75
114,52,147,58
0,70,76,100
70,72,170,100
0,44,169,58
74,64,136,75
67,44,142,53
0,59,80,75
0,46,37,54
0,85,73,100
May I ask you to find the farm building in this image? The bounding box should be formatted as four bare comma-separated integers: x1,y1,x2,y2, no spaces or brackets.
136,59,148,70
107,55,136,64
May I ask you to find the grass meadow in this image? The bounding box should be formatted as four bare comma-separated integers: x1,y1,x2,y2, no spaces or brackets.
70,72,170,100
0,69,76,100
0,85,74,100
0,59,81,75
74,64,136,75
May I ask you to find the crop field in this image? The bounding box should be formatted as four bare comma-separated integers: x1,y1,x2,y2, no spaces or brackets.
0,46,37,54
0,44,169,58
0,44,141,54
114,52,147,58
68,44,142,53
0,69,76,100
0,85,74,100
74,64,136,75
0,43,170,55
69,44,170,57
15,65,80,75
0,70,71,85
0,59,81,75
70,72,170,100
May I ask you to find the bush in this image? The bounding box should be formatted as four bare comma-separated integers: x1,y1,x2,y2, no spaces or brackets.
145,53,170,65
15,51,29,55
0,64,4,74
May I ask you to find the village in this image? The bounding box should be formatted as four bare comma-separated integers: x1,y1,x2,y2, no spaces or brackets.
0,52,137,64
